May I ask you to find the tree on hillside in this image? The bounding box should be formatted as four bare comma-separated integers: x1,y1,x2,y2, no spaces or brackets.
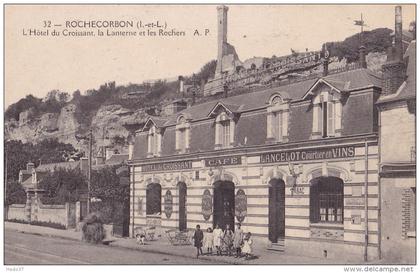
5,140,35,182
325,28,392,62
5,139,78,182
34,138,78,164
5,95,43,121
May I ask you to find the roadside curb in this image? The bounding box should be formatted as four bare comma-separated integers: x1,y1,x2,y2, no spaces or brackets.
6,228,237,265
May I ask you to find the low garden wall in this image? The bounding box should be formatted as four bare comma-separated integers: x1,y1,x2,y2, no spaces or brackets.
7,204,27,221
7,198,76,229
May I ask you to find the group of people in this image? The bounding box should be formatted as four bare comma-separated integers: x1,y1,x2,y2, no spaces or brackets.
192,223,253,260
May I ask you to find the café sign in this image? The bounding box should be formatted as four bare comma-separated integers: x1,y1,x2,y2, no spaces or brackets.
261,146,355,164
205,156,242,167
142,160,192,172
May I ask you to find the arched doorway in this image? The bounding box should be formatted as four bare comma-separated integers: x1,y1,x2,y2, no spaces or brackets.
268,179,285,243
146,183,162,216
213,181,235,230
177,182,187,231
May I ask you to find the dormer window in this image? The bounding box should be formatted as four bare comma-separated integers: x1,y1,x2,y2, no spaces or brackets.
215,112,235,149
312,91,342,139
267,94,289,143
176,116,190,153
306,79,343,139
147,125,161,157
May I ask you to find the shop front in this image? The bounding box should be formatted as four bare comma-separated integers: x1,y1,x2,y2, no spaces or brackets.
130,137,380,261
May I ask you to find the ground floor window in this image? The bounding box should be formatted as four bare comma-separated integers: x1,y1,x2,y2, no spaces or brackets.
310,176,344,223
146,183,162,216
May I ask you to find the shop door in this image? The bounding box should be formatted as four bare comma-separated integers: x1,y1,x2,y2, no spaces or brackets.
178,182,187,231
269,179,285,243
213,181,235,230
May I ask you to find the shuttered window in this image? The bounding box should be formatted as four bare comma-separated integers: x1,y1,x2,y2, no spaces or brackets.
320,101,336,138
178,128,186,152
272,112,282,141
221,120,230,147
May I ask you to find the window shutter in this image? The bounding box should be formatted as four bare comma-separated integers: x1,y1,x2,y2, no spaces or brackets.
272,112,279,140
327,102,335,136
179,129,185,151
278,112,283,141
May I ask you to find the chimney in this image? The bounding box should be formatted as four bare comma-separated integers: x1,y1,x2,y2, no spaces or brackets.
322,44,329,76
178,76,184,93
27,162,34,172
358,46,367,68
223,84,229,98
395,6,403,61
381,6,406,96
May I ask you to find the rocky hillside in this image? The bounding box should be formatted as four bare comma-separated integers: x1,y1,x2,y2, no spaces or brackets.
5,28,392,154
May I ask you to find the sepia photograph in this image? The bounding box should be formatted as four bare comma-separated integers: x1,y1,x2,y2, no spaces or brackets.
2,2,417,269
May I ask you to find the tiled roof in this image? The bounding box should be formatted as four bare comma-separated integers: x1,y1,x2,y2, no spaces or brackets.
141,68,382,128
35,161,80,172
105,154,129,165
378,40,416,104
20,170,32,175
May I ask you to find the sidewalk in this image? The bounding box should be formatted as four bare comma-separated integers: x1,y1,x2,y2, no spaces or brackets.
5,221,364,265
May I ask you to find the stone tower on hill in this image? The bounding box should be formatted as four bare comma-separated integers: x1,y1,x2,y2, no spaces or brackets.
204,5,241,96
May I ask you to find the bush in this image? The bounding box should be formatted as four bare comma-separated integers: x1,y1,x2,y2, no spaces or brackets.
6,219,66,230
30,220,66,230
6,218,28,224
81,213,105,244
90,201,113,224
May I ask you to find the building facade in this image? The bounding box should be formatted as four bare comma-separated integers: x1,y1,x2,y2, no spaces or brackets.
129,63,384,261
377,8,416,263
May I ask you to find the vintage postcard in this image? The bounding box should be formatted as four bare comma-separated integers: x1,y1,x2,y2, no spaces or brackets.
3,3,417,269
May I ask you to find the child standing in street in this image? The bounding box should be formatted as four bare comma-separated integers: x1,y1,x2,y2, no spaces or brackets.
233,223,243,258
203,227,214,255
242,232,253,260
192,225,204,258
213,224,223,256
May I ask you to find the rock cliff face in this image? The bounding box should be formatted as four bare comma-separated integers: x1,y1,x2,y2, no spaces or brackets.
5,103,148,153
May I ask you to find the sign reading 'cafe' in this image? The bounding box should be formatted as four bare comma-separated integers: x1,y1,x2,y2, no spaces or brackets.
260,145,356,163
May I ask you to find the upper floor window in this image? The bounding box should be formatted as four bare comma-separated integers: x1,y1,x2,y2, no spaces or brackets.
215,112,235,149
312,90,342,139
176,116,190,153
267,94,289,143
148,125,161,157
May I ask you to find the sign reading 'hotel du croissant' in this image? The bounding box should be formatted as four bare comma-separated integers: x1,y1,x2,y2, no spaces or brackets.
141,160,192,172
260,145,356,163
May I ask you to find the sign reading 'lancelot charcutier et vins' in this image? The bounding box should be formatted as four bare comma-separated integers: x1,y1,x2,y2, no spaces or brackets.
142,160,192,172
260,145,355,163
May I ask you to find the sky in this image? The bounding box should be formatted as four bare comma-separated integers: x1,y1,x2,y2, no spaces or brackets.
4,4,416,107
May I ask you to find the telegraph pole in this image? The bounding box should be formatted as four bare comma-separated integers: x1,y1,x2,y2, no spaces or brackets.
87,128,92,214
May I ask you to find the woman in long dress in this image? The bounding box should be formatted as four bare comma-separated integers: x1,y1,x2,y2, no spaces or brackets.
212,224,223,256
223,224,234,256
